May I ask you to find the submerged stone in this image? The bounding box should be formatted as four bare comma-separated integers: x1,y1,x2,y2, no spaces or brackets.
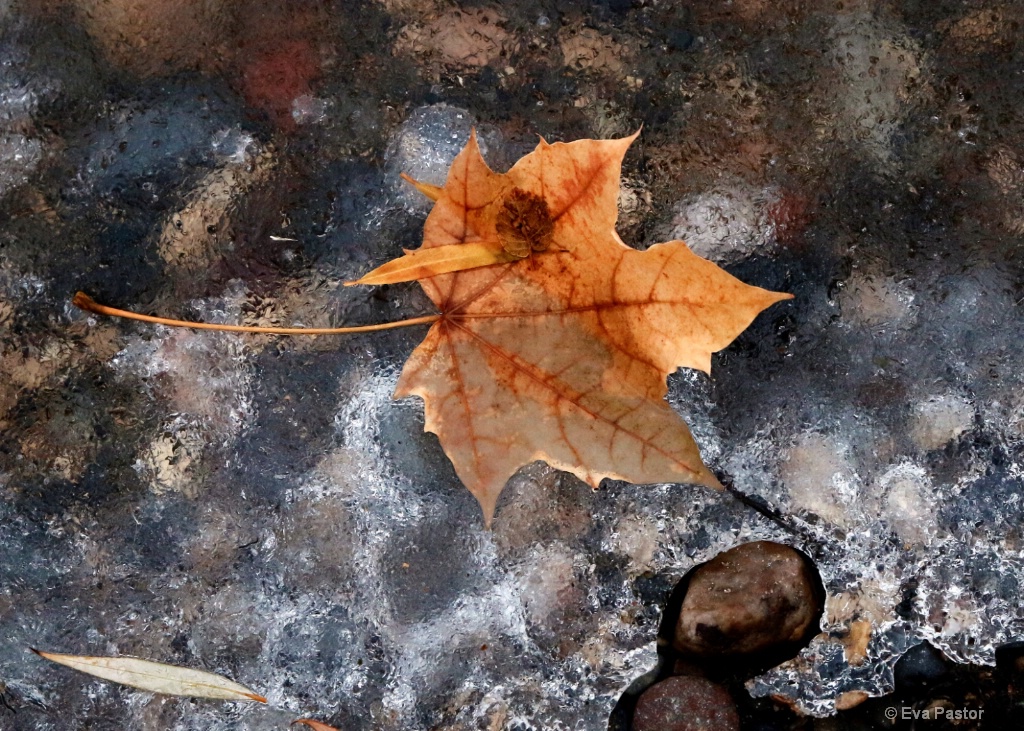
632,675,740,731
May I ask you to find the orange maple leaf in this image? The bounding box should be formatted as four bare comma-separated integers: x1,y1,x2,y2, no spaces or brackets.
72,131,791,528
387,131,792,524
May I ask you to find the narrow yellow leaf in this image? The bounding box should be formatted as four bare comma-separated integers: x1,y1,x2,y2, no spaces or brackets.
292,719,340,731
345,242,518,286
32,649,267,702
400,172,443,201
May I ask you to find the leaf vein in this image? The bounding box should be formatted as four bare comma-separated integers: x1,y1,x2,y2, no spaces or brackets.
450,320,701,477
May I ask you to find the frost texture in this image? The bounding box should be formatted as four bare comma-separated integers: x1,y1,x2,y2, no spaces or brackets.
386,104,483,213
4,2,1024,726
0,45,42,197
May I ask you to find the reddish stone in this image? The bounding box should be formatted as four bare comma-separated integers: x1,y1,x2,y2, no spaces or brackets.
766,191,811,248
240,40,321,130
632,676,740,731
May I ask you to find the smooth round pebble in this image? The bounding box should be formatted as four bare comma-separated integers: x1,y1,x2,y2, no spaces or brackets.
674,541,821,657
632,676,740,731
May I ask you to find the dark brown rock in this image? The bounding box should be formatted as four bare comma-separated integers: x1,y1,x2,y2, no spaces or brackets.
632,675,740,731
674,540,820,658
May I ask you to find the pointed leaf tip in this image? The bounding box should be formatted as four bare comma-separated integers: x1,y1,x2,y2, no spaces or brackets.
399,172,443,202
34,649,266,702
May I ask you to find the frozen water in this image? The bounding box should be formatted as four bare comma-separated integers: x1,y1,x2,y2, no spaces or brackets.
825,12,927,163
4,2,1024,727
0,52,42,198
291,95,331,127
667,181,779,264
731,256,1024,712
69,84,248,203
385,104,482,213
383,104,511,219
0,132,42,196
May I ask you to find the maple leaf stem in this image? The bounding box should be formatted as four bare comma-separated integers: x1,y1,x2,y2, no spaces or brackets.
72,292,440,335
718,474,832,559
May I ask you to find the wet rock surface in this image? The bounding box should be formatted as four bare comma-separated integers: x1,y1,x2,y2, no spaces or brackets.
894,642,953,691
674,540,822,661
615,541,823,730
632,675,739,731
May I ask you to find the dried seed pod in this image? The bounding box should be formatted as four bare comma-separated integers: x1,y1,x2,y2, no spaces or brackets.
495,188,555,258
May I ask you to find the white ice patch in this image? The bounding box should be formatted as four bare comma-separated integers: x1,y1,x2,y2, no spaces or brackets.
910,393,974,451
109,289,255,494
332,367,427,525
0,78,38,127
385,103,482,213
394,576,528,677
780,432,863,528
878,462,940,546
665,369,724,467
0,133,43,197
112,323,254,442
608,516,660,575
210,126,259,165
668,181,777,263
515,541,579,627
291,95,331,126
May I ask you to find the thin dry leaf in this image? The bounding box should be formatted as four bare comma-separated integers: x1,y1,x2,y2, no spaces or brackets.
379,130,791,523
346,240,518,286
400,171,443,201
292,720,340,731
32,649,267,702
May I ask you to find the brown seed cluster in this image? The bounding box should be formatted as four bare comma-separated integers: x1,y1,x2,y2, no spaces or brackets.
495,188,555,259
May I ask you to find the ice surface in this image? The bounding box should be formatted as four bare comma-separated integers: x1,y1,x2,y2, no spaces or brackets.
0,133,41,197
0,49,42,197
4,2,1024,728
825,12,927,163
667,181,779,264
732,257,1024,713
386,104,482,213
